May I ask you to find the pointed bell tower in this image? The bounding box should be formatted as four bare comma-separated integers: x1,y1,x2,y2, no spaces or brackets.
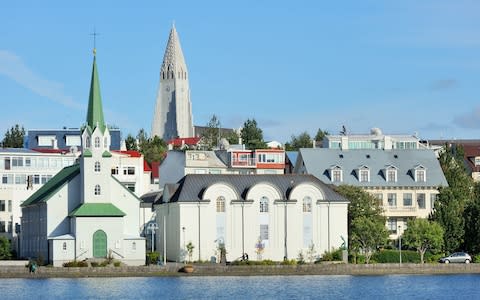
151,24,194,141
80,49,113,204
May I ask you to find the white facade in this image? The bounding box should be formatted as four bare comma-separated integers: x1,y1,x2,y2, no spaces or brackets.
0,149,78,252
155,175,348,262
151,25,194,140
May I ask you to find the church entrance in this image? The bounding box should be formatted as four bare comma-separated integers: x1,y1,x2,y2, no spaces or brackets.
93,230,107,258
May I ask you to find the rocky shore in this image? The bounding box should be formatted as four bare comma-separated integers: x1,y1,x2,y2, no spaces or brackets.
2,263,480,278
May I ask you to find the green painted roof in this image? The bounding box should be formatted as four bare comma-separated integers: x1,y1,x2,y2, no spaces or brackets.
83,149,92,157
86,56,106,133
21,164,80,207
102,150,112,157
69,203,126,217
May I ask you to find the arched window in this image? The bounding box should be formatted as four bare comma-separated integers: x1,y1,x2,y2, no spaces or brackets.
94,184,101,195
303,196,312,213
63,242,67,251
94,161,101,172
94,137,100,148
104,137,108,148
260,196,269,213
86,137,91,148
216,196,226,213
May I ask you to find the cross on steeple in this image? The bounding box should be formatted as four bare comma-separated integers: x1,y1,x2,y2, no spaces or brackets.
90,28,100,56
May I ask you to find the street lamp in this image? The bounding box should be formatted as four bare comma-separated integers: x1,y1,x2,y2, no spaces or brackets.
147,222,159,253
398,225,402,265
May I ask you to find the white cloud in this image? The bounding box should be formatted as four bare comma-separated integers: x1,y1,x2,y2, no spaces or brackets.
0,50,83,109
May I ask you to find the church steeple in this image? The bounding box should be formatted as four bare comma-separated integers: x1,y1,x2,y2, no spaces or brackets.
86,54,106,133
151,25,194,140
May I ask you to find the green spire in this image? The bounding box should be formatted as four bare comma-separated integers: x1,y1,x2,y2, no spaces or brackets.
86,55,106,133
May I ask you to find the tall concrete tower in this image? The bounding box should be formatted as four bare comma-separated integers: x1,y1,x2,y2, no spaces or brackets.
151,25,194,141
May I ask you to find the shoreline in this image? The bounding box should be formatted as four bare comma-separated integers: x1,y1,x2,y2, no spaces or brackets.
2,263,480,279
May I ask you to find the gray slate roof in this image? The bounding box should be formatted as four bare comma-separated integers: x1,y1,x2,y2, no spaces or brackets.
297,148,448,187
157,174,347,204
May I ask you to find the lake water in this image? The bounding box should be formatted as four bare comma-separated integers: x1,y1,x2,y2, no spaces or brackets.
1,274,480,299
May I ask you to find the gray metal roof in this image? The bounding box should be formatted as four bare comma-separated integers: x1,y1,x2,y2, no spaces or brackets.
159,174,347,203
297,148,448,187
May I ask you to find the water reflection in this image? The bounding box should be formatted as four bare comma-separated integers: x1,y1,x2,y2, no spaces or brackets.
1,274,480,299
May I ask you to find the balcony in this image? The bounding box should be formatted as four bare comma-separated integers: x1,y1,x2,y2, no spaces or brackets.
382,205,418,217
231,158,256,168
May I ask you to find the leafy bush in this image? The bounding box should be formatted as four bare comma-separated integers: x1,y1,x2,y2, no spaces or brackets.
474,254,480,263
100,260,109,267
114,261,121,267
63,260,88,267
230,259,277,266
91,262,99,267
281,259,297,265
146,252,160,265
321,248,343,261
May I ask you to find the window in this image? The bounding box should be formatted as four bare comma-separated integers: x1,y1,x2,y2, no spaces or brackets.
63,242,67,251
374,193,383,206
359,169,369,182
417,193,426,209
332,169,342,182
94,184,101,195
260,196,269,213
0,221,5,233
15,174,27,184
403,193,412,206
2,174,13,184
303,196,312,213
387,193,397,207
12,157,23,168
0,200,5,212
94,161,101,172
216,196,226,213
8,200,12,212
25,158,31,167
260,224,269,241
4,158,10,170
387,169,396,182
387,218,397,234
86,137,91,148
416,170,426,182
124,183,135,193
41,175,52,184
111,166,119,175
123,167,135,175
7,221,12,233
430,194,437,210
94,137,100,148
104,137,108,148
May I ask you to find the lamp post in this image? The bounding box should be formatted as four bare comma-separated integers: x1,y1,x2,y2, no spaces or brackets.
148,222,159,253
398,225,402,265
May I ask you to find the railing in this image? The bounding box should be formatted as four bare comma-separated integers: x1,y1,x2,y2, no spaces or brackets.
76,250,88,260
110,249,124,259
231,158,257,167
382,206,417,212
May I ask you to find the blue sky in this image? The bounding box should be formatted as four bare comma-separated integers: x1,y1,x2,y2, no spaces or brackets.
1,1,480,143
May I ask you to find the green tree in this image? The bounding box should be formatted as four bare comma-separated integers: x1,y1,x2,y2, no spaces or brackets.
463,183,480,254
201,114,221,150
1,124,25,148
315,128,329,142
225,130,240,146
402,219,444,263
285,131,313,151
335,185,387,263
0,237,12,260
350,216,389,264
125,134,138,151
134,129,167,164
240,119,267,150
431,144,474,253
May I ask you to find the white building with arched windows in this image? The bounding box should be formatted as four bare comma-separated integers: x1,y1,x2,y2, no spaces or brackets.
155,174,348,262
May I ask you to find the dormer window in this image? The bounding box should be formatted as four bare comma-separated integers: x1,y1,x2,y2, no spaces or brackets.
95,137,100,148
94,161,101,172
357,166,370,182
385,165,398,182
86,137,91,148
413,165,426,182
94,184,101,195
330,166,343,182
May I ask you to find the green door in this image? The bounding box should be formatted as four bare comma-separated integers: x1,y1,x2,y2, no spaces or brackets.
93,230,107,258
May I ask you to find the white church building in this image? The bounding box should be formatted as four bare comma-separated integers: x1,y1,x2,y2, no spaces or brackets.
20,52,145,266
155,174,348,262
